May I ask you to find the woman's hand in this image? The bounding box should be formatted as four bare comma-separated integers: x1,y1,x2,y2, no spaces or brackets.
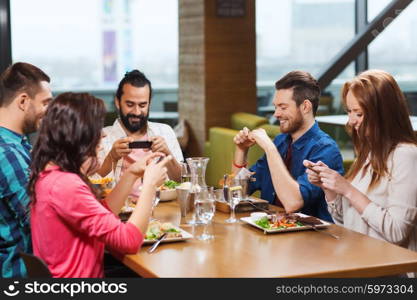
311,163,352,197
143,155,173,188
127,152,165,178
304,160,327,188
304,160,339,202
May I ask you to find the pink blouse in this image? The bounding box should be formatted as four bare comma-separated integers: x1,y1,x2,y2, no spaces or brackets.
31,166,143,278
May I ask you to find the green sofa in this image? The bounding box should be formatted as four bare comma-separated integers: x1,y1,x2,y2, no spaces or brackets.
204,112,280,187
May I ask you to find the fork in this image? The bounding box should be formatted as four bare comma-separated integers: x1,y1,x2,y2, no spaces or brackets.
147,233,168,253
245,200,278,216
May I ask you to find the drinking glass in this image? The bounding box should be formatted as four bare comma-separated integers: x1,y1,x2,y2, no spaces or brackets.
150,190,160,221
225,182,242,223
195,187,216,240
180,162,191,183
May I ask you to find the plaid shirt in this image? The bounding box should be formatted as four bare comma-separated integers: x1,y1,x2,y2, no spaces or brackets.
0,127,32,277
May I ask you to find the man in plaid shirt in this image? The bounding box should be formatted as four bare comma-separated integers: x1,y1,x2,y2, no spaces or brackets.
0,63,52,277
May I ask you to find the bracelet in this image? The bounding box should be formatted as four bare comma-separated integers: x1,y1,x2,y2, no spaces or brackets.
233,161,247,168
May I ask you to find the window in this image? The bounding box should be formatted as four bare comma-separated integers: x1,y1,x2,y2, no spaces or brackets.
11,0,178,111
256,0,355,111
368,0,417,93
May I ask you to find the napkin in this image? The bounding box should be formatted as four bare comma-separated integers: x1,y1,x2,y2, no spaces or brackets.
235,167,255,180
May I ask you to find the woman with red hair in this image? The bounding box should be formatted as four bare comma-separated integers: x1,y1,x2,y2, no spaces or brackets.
305,70,417,276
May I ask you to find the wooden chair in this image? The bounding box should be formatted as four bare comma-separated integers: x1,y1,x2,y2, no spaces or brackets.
20,252,52,278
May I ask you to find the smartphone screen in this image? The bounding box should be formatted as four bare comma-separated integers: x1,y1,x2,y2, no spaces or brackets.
128,141,153,149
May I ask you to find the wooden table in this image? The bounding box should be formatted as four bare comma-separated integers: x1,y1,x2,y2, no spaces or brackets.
122,201,417,277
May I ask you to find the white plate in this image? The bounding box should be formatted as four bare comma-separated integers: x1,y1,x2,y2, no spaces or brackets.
240,213,331,234
143,227,193,244
159,188,177,202
158,197,175,202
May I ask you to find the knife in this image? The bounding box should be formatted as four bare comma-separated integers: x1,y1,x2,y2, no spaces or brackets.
147,232,168,253
223,174,229,203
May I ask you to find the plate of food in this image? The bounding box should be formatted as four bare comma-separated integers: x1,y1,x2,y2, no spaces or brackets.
240,212,331,234
144,220,193,244
159,180,180,202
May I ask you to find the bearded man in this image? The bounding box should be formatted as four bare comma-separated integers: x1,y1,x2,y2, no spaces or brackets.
97,70,182,200
232,71,344,222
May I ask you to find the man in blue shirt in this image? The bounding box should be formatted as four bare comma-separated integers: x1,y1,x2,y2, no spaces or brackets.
0,62,52,277
232,71,343,222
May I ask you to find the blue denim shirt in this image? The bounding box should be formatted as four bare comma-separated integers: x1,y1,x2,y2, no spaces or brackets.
249,122,344,222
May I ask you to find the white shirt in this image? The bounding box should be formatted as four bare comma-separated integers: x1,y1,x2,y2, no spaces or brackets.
97,119,184,181
328,144,417,277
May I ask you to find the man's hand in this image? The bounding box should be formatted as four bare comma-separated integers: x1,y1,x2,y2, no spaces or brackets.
149,136,171,156
110,137,133,161
249,128,274,151
233,127,256,151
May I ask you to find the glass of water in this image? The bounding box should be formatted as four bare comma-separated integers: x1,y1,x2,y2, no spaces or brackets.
225,182,242,223
150,189,160,221
195,187,216,240
180,162,191,183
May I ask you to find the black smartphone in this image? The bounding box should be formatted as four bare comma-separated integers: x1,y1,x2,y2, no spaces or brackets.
128,141,153,149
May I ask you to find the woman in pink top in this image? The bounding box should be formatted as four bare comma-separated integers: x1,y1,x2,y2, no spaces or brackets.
28,92,171,278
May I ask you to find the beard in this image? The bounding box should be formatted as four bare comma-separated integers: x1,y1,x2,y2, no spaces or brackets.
22,105,42,134
279,110,303,134
119,110,148,133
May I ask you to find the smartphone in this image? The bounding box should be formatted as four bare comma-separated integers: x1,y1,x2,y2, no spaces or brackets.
128,141,153,149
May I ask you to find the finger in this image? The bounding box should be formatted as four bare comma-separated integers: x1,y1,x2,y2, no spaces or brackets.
303,159,314,168
236,137,244,144
119,137,133,143
151,144,164,153
118,149,132,155
316,160,329,168
311,165,329,173
307,172,321,181
156,155,173,167
306,169,319,177
150,136,163,144
317,171,332,180
145,152,165,165
118,142,131,150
